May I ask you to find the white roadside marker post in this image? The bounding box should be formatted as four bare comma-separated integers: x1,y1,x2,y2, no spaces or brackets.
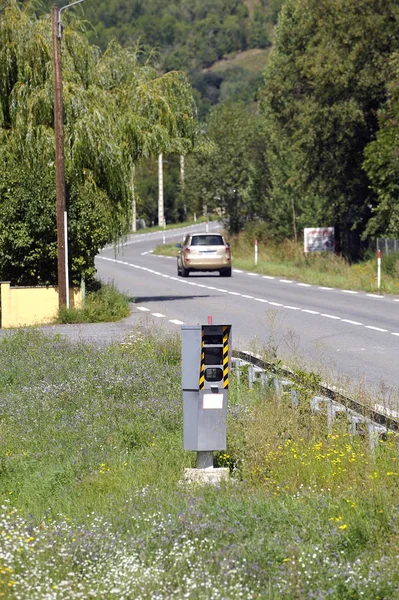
377,248,381,290
255,239,258,266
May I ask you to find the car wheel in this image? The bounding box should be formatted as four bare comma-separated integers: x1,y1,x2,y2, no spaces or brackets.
220,267,232,277
177,262,182,276
181,266,190,277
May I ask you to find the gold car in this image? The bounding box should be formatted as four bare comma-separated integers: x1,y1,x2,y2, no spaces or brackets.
176,233,232,277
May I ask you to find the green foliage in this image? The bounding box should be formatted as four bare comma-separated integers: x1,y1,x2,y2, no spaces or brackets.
184,102,269,233
381,251,399,279
0,1,197,285
364,53,399,237
57,282,130,323
261,0,399,257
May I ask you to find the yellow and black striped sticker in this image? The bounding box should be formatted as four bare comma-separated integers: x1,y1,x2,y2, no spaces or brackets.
223,326,229,389
199,329,205,389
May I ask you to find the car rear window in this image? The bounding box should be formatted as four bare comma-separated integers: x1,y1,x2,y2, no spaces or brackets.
191,235,224,246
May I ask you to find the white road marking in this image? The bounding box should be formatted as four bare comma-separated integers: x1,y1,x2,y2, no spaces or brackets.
342,319,363,326
233,269,243,273
98,256,399,337
169,319,185,325
248,273,259,277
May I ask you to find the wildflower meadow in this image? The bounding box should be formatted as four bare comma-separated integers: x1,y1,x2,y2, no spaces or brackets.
0,329,398,599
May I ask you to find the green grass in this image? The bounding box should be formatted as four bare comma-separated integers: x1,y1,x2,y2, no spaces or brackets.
0,330,399,597
154,236,399,294
57,281,130,323
129,215,208,235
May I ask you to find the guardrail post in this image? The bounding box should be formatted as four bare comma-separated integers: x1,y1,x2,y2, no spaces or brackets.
260,372,267,390
290,388,300,408
348,414,364,435
248,364,254,389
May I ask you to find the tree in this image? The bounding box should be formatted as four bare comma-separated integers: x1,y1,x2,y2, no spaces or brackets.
184,103,268,234
262,0,399,256
363,53,399,237
0,1,197,285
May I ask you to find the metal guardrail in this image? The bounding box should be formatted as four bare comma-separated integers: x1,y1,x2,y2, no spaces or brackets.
232,350,399,448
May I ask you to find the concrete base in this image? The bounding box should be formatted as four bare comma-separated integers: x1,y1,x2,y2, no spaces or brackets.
183,467,229,486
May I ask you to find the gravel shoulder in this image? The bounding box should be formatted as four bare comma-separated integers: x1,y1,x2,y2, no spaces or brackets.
0,303,144,346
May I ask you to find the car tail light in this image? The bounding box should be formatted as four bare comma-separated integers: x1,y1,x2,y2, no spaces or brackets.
225,246,231,261
185,247,190,262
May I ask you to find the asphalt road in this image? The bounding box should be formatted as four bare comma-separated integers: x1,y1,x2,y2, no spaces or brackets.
95,224,399,403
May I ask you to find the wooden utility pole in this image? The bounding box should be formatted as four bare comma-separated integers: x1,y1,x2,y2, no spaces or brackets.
52,5,67,308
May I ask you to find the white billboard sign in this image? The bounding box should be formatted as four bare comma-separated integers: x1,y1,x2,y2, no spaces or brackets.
304,228,335,253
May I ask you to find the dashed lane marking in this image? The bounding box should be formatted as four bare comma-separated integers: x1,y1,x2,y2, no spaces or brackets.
341,319,363,326
98,256,399,339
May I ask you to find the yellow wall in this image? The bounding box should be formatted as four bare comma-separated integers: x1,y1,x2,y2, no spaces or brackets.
0,283,82,328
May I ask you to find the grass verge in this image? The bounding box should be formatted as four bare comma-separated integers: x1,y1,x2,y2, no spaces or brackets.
129,215,208,235
57,281,130,324
0,330,398,598
154,237,399,294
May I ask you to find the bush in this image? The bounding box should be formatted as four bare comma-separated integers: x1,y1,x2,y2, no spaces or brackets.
381,251,399,279
58,282,130,324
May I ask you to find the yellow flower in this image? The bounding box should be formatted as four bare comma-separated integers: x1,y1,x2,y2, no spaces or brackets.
338,524,348,530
